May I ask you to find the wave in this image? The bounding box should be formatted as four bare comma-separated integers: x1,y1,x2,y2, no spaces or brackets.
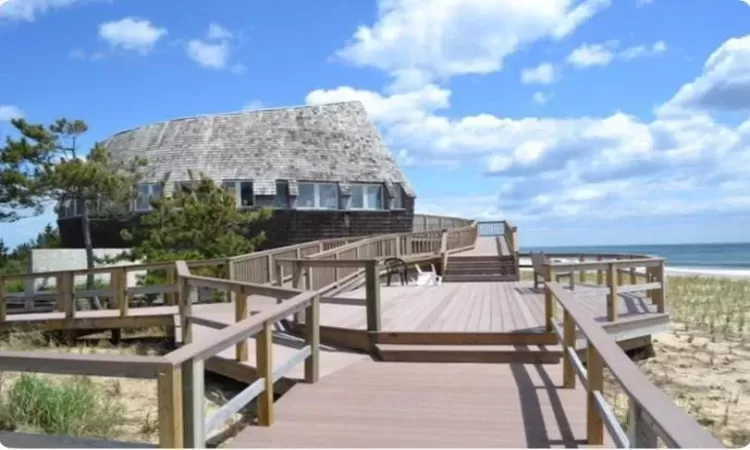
666,266,750,278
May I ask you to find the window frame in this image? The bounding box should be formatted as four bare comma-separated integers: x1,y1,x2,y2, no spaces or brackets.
347,183,385,211
296,182,340,210
134,183,163,212
222,180,255,208
390,185,405,210
274,181,290,208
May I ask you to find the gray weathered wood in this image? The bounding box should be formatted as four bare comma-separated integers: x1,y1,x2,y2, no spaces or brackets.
627,400,659,448
305,295,320,383
182,358,205,447
364,261,381,332
186,315,229,330
567,346,589,391
0,351,167,379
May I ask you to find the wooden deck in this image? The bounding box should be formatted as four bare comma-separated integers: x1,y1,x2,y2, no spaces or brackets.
228,358,613,448
0,431,154,448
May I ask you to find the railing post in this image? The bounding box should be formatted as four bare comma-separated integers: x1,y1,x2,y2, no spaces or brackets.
256,322,275,426
563,310,576,389
113,268,128,317
234,285,249,362
305,295,320,384
544,265,556,332
629,267,637,285
606,263,618,322
616,257,624,286
179,278,194,344
275,262,284,305
627,399,658,448
596,256,603,285
586,343,604,445
157,365,184,448
651,261,666,313
292,261,303,323
182,358,205,448
267,254,275,285
58,271,75,319
365,260,382,332
394,235,401,257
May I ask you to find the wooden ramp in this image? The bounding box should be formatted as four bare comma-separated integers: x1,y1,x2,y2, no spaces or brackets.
453,236,504,256
227,358,613,448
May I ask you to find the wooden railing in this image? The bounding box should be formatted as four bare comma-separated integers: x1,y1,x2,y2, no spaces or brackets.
532,253,667,327
545,280,724,448
412,213,474,232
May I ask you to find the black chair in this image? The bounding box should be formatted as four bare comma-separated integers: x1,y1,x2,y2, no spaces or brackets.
383,257,407,286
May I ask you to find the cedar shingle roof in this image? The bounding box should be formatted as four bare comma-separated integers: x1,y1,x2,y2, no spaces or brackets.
103,101,415,197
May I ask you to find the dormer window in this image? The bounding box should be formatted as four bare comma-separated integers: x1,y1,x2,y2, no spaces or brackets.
274,181,290,208
222,180,254,208
390,185,404,210
347,184,384,210
297,182,339,209
135,183,163,211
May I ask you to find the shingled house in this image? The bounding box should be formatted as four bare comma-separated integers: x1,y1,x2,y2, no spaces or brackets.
57,101,417,249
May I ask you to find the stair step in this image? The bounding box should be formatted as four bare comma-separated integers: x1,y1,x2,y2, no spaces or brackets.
376,344,562,364
444,274,518,282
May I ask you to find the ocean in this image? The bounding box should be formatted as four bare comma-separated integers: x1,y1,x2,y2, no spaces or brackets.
522,242,750,277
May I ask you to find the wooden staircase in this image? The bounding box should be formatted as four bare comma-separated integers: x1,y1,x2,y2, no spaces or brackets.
443,255,519,282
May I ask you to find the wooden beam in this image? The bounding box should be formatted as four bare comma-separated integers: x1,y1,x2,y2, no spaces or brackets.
606,264,618,322
234,286,249,362
256,323,274,426
364,260,381,332
544,265,555,332
586,343,604,445
157,365,183,448
304,295,320,384
563,310,576,389
182,358,205,448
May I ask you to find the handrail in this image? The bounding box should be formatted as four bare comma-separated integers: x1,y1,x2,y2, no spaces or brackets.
546,281,724,448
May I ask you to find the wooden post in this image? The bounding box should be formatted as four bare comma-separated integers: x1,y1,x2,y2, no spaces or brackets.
586,344,604,445
113,268,128,317
629,267,637,285
651,262,666,313
275,262,284,305
394,236,401,257
579,256,585,283
59,272,75,320
224,263,232,303
0,276,5,323
596,256,603,285
157,365,183,448
256,323,274,426
179,279,194,344
333,252,340,282
305,295,320,384
616,258,624,286
165,268,176,305
563,310,576,389
235,285,249,362
627,399,658,448
544,265,555,331
365,260,382,332
182,358,205,448
267,254,275,285
606,263,618,322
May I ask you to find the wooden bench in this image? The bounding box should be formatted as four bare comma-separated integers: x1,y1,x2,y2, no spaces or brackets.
530,251,575,290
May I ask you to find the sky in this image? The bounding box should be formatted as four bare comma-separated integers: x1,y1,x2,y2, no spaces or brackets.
1,0,750,248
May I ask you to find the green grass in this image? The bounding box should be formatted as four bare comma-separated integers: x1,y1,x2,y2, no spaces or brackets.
0,374,126,439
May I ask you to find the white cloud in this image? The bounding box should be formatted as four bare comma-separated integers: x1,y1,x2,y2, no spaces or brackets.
567,42,616,67
0,105,23,121
660,35,750,113
0,0,79,22
521,63,558,85
99,17,168,55
335,0,611,82
187,39,229,69
186,23,240,71
532,91,553,104
620,40,668,60
306,33,750,223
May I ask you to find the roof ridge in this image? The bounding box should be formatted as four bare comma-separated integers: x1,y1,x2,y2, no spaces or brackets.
108,101,365,139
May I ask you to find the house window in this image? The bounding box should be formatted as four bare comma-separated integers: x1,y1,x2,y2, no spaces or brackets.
274,181,290,208
222,180,254,208
135,183,162,211
390,187,404,210
348,184,384,210
297,182,339,209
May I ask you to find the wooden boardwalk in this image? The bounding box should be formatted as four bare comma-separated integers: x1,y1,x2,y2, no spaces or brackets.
228,358,613,448
453,236,505,256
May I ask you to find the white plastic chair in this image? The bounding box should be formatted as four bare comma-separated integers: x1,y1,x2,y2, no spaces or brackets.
412,264,442,286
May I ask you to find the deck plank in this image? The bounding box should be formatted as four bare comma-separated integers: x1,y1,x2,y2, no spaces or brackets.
227,358,614,448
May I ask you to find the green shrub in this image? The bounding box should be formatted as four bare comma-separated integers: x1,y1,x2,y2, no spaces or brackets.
0,374,125,438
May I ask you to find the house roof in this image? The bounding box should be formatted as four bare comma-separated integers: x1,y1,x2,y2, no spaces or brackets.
103,101,415,197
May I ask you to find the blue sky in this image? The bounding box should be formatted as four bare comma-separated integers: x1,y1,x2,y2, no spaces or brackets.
1,0,750,248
